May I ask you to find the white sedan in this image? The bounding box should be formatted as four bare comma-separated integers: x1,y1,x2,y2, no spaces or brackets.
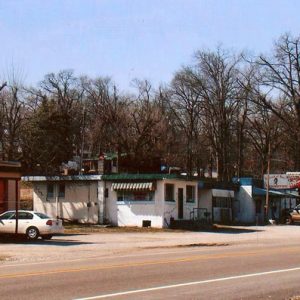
0,210,64,240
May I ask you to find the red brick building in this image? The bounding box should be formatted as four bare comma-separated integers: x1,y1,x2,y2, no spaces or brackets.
0,161,21,213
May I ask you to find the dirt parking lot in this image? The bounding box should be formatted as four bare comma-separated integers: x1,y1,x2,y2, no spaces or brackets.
0,225,299,264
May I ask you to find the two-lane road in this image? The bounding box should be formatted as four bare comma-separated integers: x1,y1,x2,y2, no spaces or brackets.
1,242,300,299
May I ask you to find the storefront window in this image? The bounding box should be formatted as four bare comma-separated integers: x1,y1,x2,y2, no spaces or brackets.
213,197,232,208
117,191,154,202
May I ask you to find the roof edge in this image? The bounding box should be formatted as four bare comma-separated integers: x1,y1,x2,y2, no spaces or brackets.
22,175,102,181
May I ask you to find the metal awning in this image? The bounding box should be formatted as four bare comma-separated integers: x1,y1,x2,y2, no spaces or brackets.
111,182,154,191
212,189,234,198
253,187,299,198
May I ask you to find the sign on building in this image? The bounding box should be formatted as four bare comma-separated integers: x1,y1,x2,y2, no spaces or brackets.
264,173,300,189
286,172,300,189
264,174,289,189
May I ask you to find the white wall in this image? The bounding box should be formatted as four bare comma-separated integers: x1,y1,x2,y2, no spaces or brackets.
33,181,101,224
234,185,256,223
105,182,118,226
105,181,164,228
198,189,235,223
198,189,212,213
158,179,198,226
97,181,105,224
105,179,198,228
117,202,163,227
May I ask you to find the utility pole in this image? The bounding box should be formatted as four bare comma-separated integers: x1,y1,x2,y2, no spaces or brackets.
55,183,59,220
79,106,86,175
15,179,19,235
265,141,271,222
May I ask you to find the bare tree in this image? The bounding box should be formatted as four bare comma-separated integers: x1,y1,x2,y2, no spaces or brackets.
245,103,284,178
257,33,300,169
0,83,24,161
169,70,204,175
19,70,84,173
189,48,243,180
0,82,7,92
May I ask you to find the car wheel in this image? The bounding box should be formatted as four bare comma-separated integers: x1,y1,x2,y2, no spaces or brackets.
26,227,39,240
42,235,53,240
286,216,293,225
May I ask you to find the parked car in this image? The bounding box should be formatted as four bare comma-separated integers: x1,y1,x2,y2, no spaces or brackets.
286,205,300,224
0,210,64,240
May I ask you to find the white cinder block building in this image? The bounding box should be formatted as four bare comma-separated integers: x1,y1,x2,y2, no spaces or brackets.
103,174,199,228
23,174,200,228
233,177,299,224
22,175,104,224
197,186,235,224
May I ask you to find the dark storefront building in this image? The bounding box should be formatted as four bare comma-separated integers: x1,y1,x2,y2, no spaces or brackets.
0,161,21,213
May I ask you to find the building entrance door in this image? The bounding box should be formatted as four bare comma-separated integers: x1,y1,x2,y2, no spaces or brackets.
178,188,183,219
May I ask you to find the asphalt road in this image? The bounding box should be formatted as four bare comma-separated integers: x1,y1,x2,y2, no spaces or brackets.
1,241,300,300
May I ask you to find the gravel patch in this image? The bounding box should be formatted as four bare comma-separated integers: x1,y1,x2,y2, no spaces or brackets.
0,255,10,262
141,242,230,249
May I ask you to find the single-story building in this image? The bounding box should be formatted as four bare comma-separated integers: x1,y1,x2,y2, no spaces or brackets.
0,161,22,213
23,173,239,228
103,173,199,228
22,175,104,224
23,173,201,228
233,177,300,224
197,180,236,224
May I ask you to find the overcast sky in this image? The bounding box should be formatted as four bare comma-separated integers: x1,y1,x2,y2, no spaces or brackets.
0,0,299,91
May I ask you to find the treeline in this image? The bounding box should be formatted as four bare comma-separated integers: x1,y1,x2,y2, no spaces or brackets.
0,33,300,180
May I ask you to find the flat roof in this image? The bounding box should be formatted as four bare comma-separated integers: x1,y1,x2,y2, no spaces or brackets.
0,161,21,168
0,161,21,177
22,175,102,182
102,173,197,181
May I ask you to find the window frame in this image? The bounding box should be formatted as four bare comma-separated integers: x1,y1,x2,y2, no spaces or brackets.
186,185,196,203
212,197,232,208
58,183,65,198
117,190,154,202
165,184,175,202
47,183,54,199
17,212,34,220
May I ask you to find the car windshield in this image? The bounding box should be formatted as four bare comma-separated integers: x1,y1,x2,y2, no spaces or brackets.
34,212,51,219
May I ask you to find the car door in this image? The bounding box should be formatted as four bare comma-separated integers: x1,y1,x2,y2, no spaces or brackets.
0,212,16,233
17,212,34,234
